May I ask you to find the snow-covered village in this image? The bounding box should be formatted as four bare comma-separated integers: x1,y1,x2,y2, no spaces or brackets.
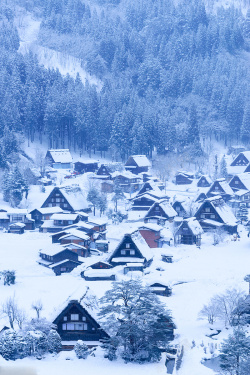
0,0,250,374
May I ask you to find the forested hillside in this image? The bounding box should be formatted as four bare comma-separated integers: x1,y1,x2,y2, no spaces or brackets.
1,0,250,165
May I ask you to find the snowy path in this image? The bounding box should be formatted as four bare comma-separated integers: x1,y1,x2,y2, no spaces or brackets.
15,9,102,90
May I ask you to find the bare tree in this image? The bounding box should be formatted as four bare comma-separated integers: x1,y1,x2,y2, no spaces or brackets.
31,300,43,319
199,289,247,327
2,296,19,329
199,298,220,324
16,308,27,329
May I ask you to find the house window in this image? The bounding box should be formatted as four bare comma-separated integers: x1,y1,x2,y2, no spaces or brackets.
82,316,86,321
62,323,87,330
176,206,180,211
215,186,219,190
56,198,61,203
205,208,210,212
235,180,239,184
121,250,126,255
126,243,130,248
71,314,79,321
68,221,73,224
211,214,215,219
63,203,68,208
63,316,67,321
155,206,159,211
130,250,135,255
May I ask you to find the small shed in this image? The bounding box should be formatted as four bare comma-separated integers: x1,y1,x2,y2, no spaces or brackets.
8,222,26,234
124,262,144,275
149,283,172,297
49,259,82,276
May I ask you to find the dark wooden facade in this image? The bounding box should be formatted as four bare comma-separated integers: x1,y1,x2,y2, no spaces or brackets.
40,249,79,264
174,220,202,246
207,180,233,201
53,300,109,342
96,164,112,178
197,176,212,187
109,233,149,266
41,187,74,211
175,172,194,185
231,152,250,166
172,201,188,218
51,260,82,275
144,201,176,224
229,175,250,191
150,283,172,297
74,161,98,174
132,194,158,211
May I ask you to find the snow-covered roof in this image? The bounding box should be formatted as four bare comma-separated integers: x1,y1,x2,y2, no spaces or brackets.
84,268,115,277
130,155,151,167
50,213,79,221
111,257,145,263
201,219,224,227
62,243,86,250
232,173,250,190
9,222,26,228
49,259,81,268
185,218,203,235
40,244,66,256
234,189,250,197
160,227,174,240
87,218,107,226
159,200,177,218
7,209,28,215
131,231,153,261
197,175,212,184
0,213,8,219
111,170,140,179
59,229,90,241
125,262,144,267
59,185,88,211
30,207,64,215
138,223,163,232
206,198,238,226
48,149,72,164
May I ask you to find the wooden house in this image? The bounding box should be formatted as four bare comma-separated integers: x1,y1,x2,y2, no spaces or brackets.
53,300,109,345
244,164,250,173
109,231,152,266
229,173,250,192
39,246,80,264
230,151,250,166
40,213,81,233
41,185,88,212
124,155,151,174
195,196,238,234
174,218,203,246
8,222,26,234
195,192,207,203
59,230,91,248
112,171,142,194
96,164,112,179
101,181,114,193
175,171,194,185
94,240,109,252
172,199,191,218
45,149,73,169
131,193,159,211
74,160,98,174
149,283,172,297
197,175,212,188
138,224,163,248
207,179,234,202
7,210,35,231
61,243,88,257
49,259,82,276
29,207,64,226
144,199,177,225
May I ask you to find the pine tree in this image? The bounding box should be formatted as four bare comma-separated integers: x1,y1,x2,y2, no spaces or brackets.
99,280,174,363
74,340,89,359
112,179,125,212
47,330,61,353
219,328,250,375
220,155,228,179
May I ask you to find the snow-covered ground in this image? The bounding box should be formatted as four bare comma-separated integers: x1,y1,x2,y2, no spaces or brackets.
15,8,102,91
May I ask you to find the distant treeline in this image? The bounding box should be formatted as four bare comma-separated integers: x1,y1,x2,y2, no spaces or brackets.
1,0,250,164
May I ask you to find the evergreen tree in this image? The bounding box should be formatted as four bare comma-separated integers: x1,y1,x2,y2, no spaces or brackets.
74,340,89,359
99,280,174,363
219,328,250,375
87,185,100,216
112,180,125,212
220,155,228,179
187,104,200,144
47,330,61,353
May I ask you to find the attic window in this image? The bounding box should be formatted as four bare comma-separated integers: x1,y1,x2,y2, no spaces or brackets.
121,250,126,255
205,208,210,212
130,250,135,255
155,206,159,211
82,316,86,321
71,314,79,321
126,243,130,248
235,180,239,184
63,316,67,321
